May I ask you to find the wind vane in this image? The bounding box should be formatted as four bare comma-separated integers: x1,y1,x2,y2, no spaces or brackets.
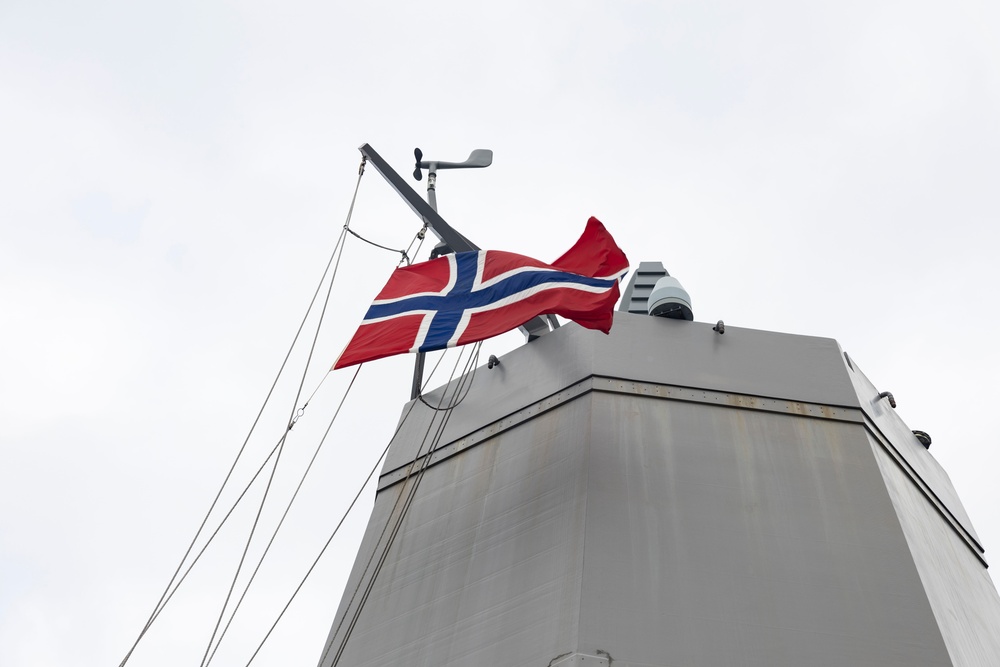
357,144,556,397
412,146,493,218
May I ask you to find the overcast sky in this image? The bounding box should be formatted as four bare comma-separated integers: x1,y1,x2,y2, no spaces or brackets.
2,1,999,666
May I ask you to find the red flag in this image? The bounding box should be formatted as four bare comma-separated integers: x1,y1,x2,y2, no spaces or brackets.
333,217,629,369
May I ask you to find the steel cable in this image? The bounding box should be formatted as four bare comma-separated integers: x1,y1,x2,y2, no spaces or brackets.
322,343,482,667
241,349,454,666
118,161,365,667
203,366,359,666
199,202,354,667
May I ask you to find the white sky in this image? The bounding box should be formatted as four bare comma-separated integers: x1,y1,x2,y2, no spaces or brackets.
2,1,998,665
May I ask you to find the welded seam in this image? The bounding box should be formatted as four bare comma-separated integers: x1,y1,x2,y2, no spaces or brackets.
378,376,863,490
376,374,988,567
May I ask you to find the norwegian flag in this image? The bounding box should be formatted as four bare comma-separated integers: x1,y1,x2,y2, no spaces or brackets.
333,217,629,369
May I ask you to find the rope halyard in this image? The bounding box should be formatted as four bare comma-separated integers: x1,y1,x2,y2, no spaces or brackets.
417,343,481,410
343,156,429,267
402,223,430,266
203,366,359,667
200,155,370,665
345,225,411,263
119,150,450,666
319,342,484,667
119,157,366,667
344,219,429,266
241,348,454,667
198,218,350,667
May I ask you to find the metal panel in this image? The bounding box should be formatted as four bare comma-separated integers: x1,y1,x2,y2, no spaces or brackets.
319,397,591,666
870,432,1000,665
590,314,860,408
320,314,1000,666
386,313,860,473
381,320,595,473
378,376,867,493
576,393,952,666
842,348,983,548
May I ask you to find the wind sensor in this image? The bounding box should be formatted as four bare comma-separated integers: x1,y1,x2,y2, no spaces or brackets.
412,147,493,220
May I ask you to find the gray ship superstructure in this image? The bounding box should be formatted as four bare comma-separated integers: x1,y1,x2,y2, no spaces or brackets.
316,145,1000,665
317,263,1000,666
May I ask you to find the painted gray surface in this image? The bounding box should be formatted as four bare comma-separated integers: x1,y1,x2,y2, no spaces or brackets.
590,315,859,407
842,348,983,547
384,313,859,474
319,314,1000,666
576,394,951,666
319,397,591,667
870,431,1000,664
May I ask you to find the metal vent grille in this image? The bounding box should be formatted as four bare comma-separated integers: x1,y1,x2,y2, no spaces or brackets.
618,261,668,314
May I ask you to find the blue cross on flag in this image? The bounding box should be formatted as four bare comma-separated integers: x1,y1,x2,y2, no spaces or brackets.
333,217,629,369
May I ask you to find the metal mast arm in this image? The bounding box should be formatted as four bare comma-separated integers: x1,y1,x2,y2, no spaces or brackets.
357,144,552,345
358,144,477,253
358,144,555,341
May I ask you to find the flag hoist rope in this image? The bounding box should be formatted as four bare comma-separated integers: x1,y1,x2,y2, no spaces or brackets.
208,339,457,665
238,348,460,666
201,368,359,665
195,165,357,667
118,157,432,666
318,343,484,667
